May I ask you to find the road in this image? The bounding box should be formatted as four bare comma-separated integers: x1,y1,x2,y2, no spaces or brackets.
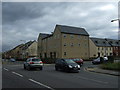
2,61,119,89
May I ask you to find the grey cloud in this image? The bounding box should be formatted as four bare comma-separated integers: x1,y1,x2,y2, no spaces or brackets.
2,2,118,52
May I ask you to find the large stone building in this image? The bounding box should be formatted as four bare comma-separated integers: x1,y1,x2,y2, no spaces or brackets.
38,24,90,59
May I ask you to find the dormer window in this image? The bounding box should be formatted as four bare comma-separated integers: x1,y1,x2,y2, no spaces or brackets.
110,41,113,44
103,41,106,44
95,41,98,43
116,42,118,44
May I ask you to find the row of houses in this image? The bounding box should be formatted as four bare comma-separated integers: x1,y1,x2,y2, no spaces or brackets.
2,24,120,60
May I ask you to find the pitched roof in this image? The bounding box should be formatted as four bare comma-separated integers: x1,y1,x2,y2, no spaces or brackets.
105,38,120,46
39,33,51,39
22,41,36,50
56,24,89,36
12,44,24,50
90,37,111,47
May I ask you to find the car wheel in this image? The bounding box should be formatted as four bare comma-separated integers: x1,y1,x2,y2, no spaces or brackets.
40,67,43,70
27,66,31,71
55,66,58,71
24,65,26,69
80,63,83,66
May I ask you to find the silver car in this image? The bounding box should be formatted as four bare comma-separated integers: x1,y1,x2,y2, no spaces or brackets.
24,57,43,70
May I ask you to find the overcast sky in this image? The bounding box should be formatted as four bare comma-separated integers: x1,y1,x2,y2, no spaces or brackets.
2,2,119,52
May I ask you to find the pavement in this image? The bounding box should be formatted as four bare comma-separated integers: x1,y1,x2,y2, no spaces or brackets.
85,67,120,76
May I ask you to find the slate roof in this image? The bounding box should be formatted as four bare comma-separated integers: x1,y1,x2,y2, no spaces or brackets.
39,33,51,39
105,38,120,46
12,44,24,50
57,24,89,36
22,41,36,50
90,37,111,47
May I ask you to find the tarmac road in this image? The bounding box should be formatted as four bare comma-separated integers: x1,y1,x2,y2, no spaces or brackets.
2,61,119,89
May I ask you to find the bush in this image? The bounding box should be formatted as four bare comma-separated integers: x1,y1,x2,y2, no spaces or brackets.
100,62,120,71
41,58,57,64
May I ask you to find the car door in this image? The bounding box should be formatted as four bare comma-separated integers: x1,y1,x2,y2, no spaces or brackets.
61,60,67,70
25,59,30,67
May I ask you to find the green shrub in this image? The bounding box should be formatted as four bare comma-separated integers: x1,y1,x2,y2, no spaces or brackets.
100,62,120,71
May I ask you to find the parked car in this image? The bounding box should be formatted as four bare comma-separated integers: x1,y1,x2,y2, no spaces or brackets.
72,58,83,66
92,57,107,64
10,58,16,62
55,59,80,72
24,57,43,70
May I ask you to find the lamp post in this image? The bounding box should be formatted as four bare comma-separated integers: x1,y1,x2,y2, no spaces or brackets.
111,19,120,40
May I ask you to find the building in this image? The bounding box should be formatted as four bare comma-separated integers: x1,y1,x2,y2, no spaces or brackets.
89,37,113,58
38,24,90,59
37,33,51,58
105,39,120,56
21,40,38,59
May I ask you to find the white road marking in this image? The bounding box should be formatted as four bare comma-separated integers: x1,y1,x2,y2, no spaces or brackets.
4,68,9,71
12,72,23,77
29,79,55,90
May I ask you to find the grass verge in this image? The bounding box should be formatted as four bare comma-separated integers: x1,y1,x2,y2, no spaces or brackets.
100,62,120,71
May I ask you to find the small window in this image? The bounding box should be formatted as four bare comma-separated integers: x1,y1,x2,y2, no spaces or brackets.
71,43,74,47
64,52,66,56
95,41,98,43
64,43,66,46
70,35,74,38
78,44,80,46
63,34,66,38
98,47,100,50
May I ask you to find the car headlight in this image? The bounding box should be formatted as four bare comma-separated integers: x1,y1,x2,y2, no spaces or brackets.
68,65,73,68
77,65,80,68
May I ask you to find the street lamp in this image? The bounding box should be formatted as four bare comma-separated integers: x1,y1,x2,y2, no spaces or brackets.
111,19,120,40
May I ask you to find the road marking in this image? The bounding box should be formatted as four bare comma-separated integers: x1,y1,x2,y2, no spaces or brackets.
4,68,9,71
12,72,23,77
29,79,54,90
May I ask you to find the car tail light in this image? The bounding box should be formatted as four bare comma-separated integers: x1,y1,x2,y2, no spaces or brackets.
30,62,34,64
40,61,43,64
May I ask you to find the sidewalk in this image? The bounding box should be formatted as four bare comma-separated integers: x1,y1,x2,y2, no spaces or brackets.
85,67,120,76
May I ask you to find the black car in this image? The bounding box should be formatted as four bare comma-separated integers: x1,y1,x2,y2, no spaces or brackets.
55,59,80,72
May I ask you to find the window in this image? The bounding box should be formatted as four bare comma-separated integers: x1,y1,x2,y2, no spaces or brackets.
70,35,73,38
110,47,111,51
71,43,74,47
78,44,80,46
64,43,66,46
63,34,66,38
102,47,103,50
64,52,66,56
95,41,98,44
98,47,100,50
78,35,80,38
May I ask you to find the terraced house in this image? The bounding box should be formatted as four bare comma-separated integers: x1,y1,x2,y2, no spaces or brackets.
38,24,90,59
89,37,120,58
21,40,38,59
105,39,120,56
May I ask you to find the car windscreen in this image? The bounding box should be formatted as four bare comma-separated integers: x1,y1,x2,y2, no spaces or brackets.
73,59,80,61
32,59,41,61
64,59,76,64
